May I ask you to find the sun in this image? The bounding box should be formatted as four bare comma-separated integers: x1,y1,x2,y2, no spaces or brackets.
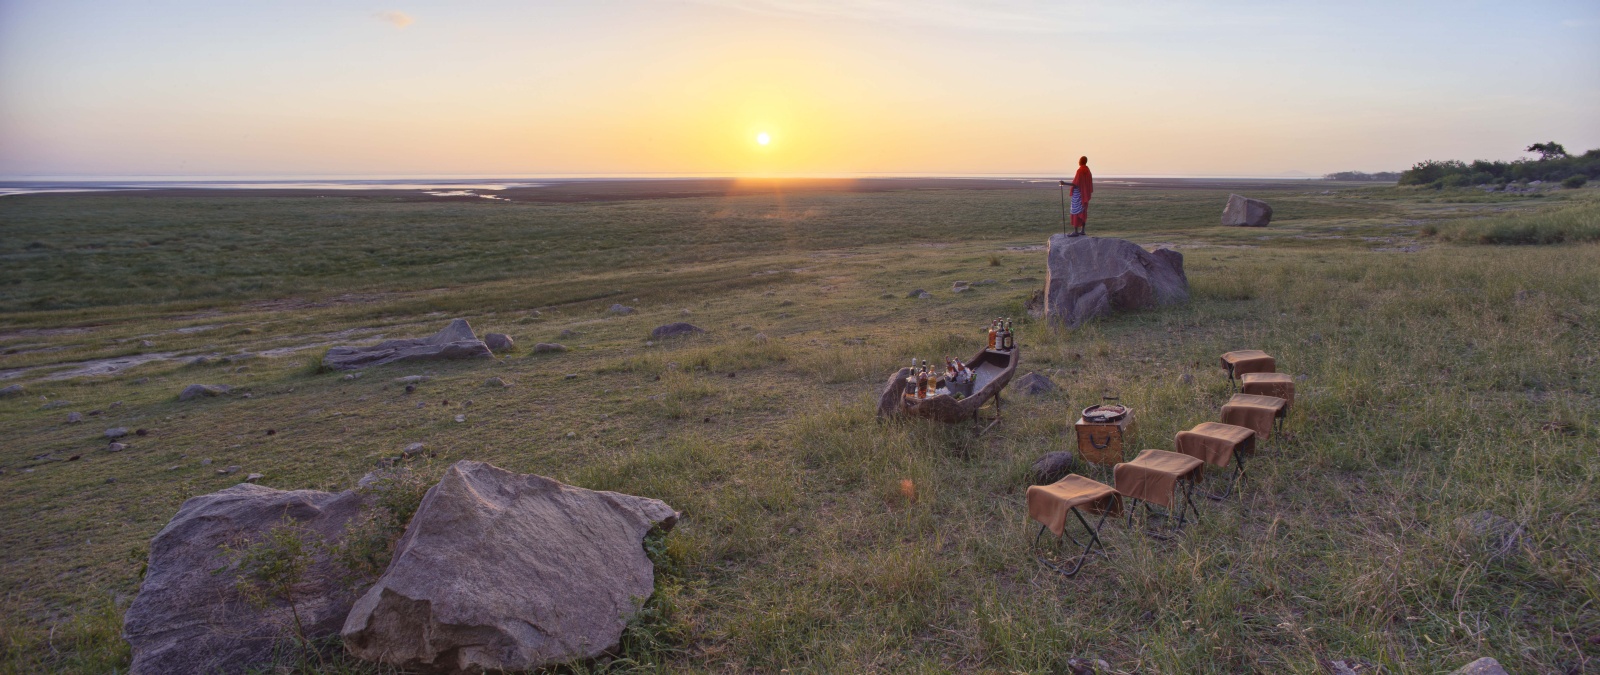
756,132,771,146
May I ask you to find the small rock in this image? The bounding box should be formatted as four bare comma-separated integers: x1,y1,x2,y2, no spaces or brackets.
109,401,123,408
953,281,971,288
106,477,117,484
1449,657,1508,675
559,329,577,338
139,340,155,348
1066,657,1111,675
0,384,23,398
201,458,213,466
484,333,515,353
405,384,416,394
680,308,692,316
343,373,363,381
217,465,241,475
533,343,567,353
754,333,769,343
232,366,249,373
975,279,997,285
1008,277,1038,283
395,375,430,384
403,443,426,457
1031,451,1076,484
650,323,705,340
564,373,578,380
953,285,973,293
483,377,509,388
644,341,654,347
67,454,81,461
565,431,577,438
105,427,129,439
66,412,83,424
178,384,231,401
188,356,217,366
265,429,276,436
1179,373,1195,385
454,414,466,423
107,442,129,452
132,377,149,385
136,428,149,436
244,473,263,483
1014,372,1057,396
607,304,636,315
41,400,73,410
906,289,932,299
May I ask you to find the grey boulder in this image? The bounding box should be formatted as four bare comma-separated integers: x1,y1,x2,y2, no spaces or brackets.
1014,371,1057,396
0,384,23,398
532,342,567,353
483,333,514,353
1043,235,1189,328
1450,657,1509,675
606,304,635,315
650,323,704,340
341,460,678,673
321,319,494,370
178,384,231,401
1221,194,1273,226
1031,451,1076,485
123,484,366,675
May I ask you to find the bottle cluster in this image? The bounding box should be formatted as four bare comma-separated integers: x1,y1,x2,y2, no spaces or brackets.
904,356,974,400
987,318,1016,351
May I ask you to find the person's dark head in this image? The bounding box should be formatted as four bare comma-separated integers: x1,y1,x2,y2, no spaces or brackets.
1079,156,1088,166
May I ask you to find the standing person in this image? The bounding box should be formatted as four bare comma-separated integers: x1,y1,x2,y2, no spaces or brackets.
1058,156,1094,236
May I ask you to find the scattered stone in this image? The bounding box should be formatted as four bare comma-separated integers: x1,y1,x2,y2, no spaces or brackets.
1014,371,1057,396
1031,451,1076,484
123,483,367,674
566,431,577,438
906,289,932,299
680,308,692,316
343,372,363,381
484,333,514,353
107,442,129,452
1449,657,1508,675
564,373,578,380
1179,373,1195,385
340,461,679,673
139,340,156,348
395,375,429,384
1067,657,1111,674
201,459,213,466
650,323,705,340
975,279,998,285
559,328,577,338
68,454,81,461
66,411,83,424
953,285,973,293
233,366,250,373
1008,277,1038,283
188,356,217,366
1456,510,1525,560
105,427,129,439
1221,194,1274,226
322,319,494,370
110,401,123,408
644,341,654,347
533,343,567,353
0,384,23,398
453,414,466,423
41,400,73,409
136,428,150,436
178,384,231,401
243,473,263,483
225,353,258,363
132,377,149,385
606,304,636,315
217,465,241,475
778,299,795,307
483,377,509,388
1043,235,1189,328
265,429,276,436
754,333,769,343
106,477,117,484
403,443,426,457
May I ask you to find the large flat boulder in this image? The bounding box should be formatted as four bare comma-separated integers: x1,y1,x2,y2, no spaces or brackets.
1043,235,1188,328
341,460,679,673
123,485,366,674
1221,194,1273,226
322,319,493,370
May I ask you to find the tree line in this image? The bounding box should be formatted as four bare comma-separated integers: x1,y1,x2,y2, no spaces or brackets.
1398,143,1596,189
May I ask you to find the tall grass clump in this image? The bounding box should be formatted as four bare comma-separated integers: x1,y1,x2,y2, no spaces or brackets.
1437,199,1600,245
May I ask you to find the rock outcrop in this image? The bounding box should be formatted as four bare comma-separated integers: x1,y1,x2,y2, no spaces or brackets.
341,461,679,673
1014,372,1057,396
322,319,494,370
650,323,704,340
0,384,23,398
178,384,231,401
123,485,366,674
483,333,514,353
1221,194,1273,226
1043,235,1188,328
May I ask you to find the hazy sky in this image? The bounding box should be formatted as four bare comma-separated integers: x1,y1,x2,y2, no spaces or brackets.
1,0,1596,178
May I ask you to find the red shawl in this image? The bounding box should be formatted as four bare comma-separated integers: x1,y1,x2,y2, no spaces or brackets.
1073,165,1094,204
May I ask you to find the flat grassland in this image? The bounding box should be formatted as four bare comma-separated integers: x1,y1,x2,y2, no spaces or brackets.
1,180,1596,673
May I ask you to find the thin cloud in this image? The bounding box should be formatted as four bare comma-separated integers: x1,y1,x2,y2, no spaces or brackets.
375,10,414,29
685,0,1273,34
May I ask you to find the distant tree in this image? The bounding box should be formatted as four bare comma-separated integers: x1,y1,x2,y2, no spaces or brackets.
1527,142,1569,160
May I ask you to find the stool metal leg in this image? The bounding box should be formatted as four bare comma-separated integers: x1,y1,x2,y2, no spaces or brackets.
1034,507,1109,578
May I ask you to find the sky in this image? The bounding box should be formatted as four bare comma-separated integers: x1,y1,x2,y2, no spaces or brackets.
0,0,1596,178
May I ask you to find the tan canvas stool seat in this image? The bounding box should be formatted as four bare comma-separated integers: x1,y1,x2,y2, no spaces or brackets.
1220,350,1275,389
1221,393,1287,439
1026,474,1122,576
1240,372,1295,410
1175,422,1256,499
1114,449,1204,533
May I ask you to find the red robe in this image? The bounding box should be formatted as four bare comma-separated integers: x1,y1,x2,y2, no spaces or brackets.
1073,165,1094,205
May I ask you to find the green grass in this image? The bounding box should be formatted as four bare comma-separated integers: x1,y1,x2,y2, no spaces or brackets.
1432,192,1600,244
1,182,1596,673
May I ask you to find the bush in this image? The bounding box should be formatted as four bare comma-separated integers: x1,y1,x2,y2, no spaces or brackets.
1563,175,1587,189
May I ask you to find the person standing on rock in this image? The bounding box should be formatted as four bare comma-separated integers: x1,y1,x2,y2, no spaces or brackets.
1058,156,1094,237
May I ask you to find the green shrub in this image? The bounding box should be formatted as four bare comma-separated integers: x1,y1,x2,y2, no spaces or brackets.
1563,174,1588,189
